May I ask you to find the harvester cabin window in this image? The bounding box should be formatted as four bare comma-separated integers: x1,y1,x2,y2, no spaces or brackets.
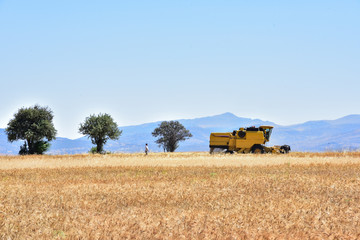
264,129,272,141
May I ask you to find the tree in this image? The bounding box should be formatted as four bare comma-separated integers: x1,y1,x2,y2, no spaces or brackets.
152,121,192,152
5,105,57,155
79,113,122,153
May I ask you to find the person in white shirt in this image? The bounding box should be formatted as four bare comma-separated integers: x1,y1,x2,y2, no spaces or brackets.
145,143,149,155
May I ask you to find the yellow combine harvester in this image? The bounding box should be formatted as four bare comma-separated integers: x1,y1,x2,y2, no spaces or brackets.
209,126,290,154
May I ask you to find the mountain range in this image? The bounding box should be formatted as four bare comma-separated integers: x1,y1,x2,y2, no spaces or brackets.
1,112,360,154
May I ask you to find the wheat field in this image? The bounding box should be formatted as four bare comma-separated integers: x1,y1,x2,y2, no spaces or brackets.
1,152,360,239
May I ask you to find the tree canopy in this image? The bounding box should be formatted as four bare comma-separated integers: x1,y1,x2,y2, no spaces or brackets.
6,105,57,155
152,121,192,152
79,113,122,153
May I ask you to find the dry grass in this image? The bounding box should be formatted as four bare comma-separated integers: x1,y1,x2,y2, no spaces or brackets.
1,153,360,239
1,152,360,170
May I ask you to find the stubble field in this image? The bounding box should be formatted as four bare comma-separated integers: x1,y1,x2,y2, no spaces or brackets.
1,152,360,239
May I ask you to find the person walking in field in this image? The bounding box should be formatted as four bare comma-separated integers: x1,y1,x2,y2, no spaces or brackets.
145,143,149,155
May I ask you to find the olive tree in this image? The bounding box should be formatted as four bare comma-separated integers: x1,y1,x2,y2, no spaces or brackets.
152,121,192,152
6,105,57,155
79,113,122,153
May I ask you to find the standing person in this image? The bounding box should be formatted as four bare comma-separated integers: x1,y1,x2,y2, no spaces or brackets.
145,143,149,155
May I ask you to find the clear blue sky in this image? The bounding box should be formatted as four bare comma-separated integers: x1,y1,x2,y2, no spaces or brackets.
0,0,359,139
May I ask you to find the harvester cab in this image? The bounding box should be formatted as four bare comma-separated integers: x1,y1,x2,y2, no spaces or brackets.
261,126,273,142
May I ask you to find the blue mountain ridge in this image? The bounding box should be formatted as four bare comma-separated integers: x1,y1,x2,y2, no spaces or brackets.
0,112,359,154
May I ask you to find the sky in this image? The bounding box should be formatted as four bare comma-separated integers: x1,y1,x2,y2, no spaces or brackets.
0,0,359,139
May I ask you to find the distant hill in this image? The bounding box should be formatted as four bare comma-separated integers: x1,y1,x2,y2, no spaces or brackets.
0,129,22,154
0,113,359,154
272,115,360,151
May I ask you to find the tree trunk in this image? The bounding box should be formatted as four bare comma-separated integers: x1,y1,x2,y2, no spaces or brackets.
96,141,104,153
27,139,34,154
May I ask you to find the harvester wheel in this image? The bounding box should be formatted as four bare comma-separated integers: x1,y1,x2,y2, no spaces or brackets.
210,147,214,154
251,145,265,154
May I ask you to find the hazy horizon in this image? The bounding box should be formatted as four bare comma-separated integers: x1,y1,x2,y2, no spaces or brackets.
1,111,359,140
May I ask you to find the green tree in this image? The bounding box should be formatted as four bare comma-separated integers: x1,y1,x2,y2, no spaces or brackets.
79,113,122,153
152,121,192,152
6,105,57,155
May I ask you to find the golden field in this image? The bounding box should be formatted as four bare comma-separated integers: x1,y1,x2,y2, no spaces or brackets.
1,152,360,239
